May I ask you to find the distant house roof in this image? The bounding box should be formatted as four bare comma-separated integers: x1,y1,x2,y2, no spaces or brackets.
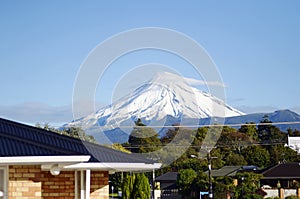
155,172,179,190
262,163,300,179
210,166,242,177
0,118,160,169
206,165,259,177
156,172,178,182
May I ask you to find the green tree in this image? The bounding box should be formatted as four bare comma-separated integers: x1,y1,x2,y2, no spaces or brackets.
222,126,238,133
122,173,150,199
132,173,151,199
257,115,285,143
217,131,251,154
225,153,247,166
128,119,161,153
177,168,197,198
111,143,131,153
193,171,209,193
122,174,135,199
269,144,300,164
243,194,264,199
159,127,197,167
242,145,270,168
239,123,258,141
288,128,300,136
195,127,208,142
203,125,224,147
258,115,273,141
211,148,225,169
214,176,235,199
160,125,180,144
173,157,207,171
192,127,208,152
36,122,53,131
36,124,97,143
235,172,263,199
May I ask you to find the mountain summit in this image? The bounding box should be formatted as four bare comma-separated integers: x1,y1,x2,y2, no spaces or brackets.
68,72,244,137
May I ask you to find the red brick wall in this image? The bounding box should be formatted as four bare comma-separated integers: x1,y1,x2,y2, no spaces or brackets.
41,170,75,199
8,165,109,199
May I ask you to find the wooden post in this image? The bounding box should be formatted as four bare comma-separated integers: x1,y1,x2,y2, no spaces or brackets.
226,191,231,199
278,188,284,199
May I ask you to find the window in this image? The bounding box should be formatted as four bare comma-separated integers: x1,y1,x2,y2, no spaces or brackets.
0,167,7,199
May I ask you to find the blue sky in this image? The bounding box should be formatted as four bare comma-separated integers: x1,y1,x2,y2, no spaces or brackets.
1,1,300,126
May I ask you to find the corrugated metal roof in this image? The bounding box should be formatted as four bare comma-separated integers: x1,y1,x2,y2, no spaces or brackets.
0,118,155,164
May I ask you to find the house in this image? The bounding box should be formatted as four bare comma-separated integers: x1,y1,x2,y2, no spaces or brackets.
155,172,180,199
261,162,300,188
260,162,300,198
0,118,161,199
286,136,300,154
154,166,259,199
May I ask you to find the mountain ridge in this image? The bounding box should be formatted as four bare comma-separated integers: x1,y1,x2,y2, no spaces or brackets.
67,109,300,144
69,72,244,130
66,73,300,144
101,109,300,143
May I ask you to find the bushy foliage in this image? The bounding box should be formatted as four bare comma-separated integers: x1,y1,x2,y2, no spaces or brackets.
177,168,197,194
122,116,300,198
243,194,264,199
128,119,161,153
36,124,97,143
242,145,271,168
285,196,299,199
121,173,150,199
213,176,235,199
225,153,247,166
132,174,151,199
234,172,263,198
111,143,131,153
122,174,135,199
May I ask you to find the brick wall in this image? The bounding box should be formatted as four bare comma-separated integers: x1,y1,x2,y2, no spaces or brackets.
9,165,42,199
90,171,109,199
41,170,75,199
8,165,109,199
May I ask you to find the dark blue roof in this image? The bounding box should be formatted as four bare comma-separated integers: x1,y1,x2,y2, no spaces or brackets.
156,172,178,181
0,118,155,163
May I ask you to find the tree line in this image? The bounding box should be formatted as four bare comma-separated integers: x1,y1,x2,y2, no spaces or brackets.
120,116,300,199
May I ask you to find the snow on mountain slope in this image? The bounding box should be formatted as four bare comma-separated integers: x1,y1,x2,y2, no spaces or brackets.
68,72,244,131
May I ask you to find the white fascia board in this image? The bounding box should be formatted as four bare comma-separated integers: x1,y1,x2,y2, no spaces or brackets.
63,162,162,171
0,155,90,165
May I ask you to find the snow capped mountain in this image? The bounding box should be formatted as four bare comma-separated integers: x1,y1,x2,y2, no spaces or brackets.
65,72,300,144
68,72,244,135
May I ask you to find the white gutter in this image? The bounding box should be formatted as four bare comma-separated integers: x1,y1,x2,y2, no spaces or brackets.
0,155,91,165
0,156,162,172
63,162,162,171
